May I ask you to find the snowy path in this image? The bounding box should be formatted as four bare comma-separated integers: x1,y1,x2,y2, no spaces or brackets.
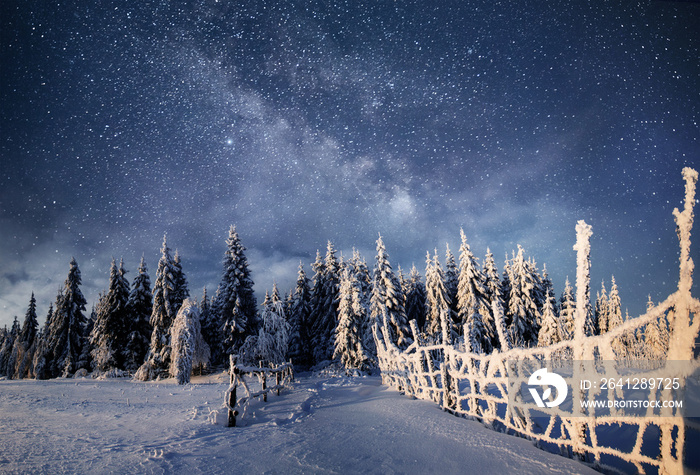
0,373,598,474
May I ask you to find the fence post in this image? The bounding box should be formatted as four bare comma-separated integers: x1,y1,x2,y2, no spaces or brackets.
227,355,239,427
260,361,267,402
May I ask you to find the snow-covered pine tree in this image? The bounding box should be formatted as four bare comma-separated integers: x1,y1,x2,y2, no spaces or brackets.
347,249,374,363
135,236,180,381
11,293,39,379
334,268,369,371
558,278,575,341
309,242,341,363
404,264,427,331
444,244,460,333
0,319,19,377
255,292,289,366
457,229,492,353
197,287,217,371
483,248,502,349
287,262,312,367
0,326,8,377
506,246,540,347
90,258,131,374
537,284,560,347
594,281,609,335
424,250,451,340
212,225,257,363
32,303,53,380
44,257,89,378
170,299,209,384
370,236,411,349
171,250,190,315
124,257,153,372
607,277,623,330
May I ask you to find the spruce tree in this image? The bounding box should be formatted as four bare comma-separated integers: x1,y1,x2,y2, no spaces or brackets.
595,281,609,335
370,236,411,349
607,277,623,330
444,244,460,332
172,250,190,315
287,262,312,366
124,257,153,372
309,242,341,363
483,248,503,349
334,268,368,371
348,249,374,362
424,250,450,339
255,292,289,366
457,229,492,353
558,278,576,341
91,258,131,373
404,264,427,331
537,285,560,347
506,246,540,347
213,225,257,362
44,257,89,378
12,293,39,379
135,236,180,381
170,299,209,384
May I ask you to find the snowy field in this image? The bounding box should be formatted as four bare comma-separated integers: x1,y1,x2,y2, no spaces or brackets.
0,372,599,474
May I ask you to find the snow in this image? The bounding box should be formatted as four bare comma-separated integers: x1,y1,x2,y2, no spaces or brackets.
0,371,598,474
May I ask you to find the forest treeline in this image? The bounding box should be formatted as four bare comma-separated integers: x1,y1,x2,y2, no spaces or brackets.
0,225,670,383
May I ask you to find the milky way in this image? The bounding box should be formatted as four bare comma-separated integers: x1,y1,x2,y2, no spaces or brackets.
1,0,698,326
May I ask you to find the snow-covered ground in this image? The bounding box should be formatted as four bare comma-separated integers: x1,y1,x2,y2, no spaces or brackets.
0,372,598,474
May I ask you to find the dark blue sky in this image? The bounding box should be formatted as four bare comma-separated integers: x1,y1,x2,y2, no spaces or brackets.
1,0,698,328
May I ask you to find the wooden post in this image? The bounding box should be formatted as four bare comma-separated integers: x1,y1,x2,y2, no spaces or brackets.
276,371,281,396
227,355,239,427
261,361,267,402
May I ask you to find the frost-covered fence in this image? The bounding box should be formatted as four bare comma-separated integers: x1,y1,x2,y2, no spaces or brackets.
375,168,700,474
225,355,294,427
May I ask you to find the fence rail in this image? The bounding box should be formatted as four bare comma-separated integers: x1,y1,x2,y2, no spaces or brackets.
224,355,294,427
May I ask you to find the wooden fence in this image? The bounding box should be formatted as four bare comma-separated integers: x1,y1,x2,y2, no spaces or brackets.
224,355,294,427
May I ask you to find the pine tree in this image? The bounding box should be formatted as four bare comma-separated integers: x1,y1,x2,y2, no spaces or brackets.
90,258,131,373
334,268,369,371
483,249,503,350
424,250,451,339
309,242,341,363
558,278,576,341
32,303,54,380
170,299,209,384
213,225,257,362
12,293,39,379
506,246,540,347
444,244,460,332
594,281,609,335
255,294,289,366
404,264,427,331
198,287,217,370
44,257,89,378
287,262,312,366
457,229,492,353
135,236,180,381
124,257,153,372
537,285,560,347
348,249,374,362
370,236,411,349
607,277,623,330
0,319,19,377
172,250,189,316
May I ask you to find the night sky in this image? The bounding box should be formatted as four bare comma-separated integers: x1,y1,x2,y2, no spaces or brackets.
1,0,698,329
